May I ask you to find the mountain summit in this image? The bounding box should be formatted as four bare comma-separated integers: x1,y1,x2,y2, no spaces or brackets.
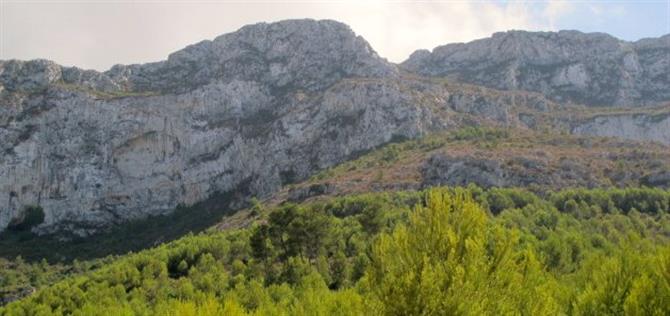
1,19,396,95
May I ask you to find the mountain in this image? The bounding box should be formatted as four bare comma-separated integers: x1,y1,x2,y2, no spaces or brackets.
0,19,401,235
403,30,670,106
1,19,670,312
1,19,669,236
0,19,506,235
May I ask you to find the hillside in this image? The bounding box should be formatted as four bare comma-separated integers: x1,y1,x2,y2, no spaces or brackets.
279,127,670,204
2,127,670,308
2,186,670,314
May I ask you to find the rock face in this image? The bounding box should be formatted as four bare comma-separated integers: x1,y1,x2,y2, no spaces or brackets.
403,31,670,106
572,112,670,145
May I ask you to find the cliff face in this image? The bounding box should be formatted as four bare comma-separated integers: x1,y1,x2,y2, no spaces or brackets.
403,31,670,107
1,20,668,235
0,20,402,234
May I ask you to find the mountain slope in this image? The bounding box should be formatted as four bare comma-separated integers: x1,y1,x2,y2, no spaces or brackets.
1,20,669,236
1,126,668,264
2,18,670,314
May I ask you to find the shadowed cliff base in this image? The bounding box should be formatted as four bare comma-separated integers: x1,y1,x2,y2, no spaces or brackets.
0,189,247,263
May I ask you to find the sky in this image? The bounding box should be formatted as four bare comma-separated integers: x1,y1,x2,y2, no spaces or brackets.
1,0,669,71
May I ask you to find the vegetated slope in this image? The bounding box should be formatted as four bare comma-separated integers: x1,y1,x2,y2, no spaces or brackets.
2,187,670,314
275,127,670,205
403,30,670,106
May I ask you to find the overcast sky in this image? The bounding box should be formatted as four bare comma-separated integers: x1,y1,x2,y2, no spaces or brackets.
1,0,669,71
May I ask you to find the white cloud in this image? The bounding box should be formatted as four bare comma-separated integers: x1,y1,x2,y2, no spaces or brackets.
543,0,576,29
327,1,541,61
1,1,575,70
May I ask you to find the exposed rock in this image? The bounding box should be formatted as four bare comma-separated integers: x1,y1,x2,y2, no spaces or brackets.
422,154,508,188
642,171,670,187
0,287,35,306
572,112,670,145
1,20,396,96
421,153,599,189
110,20,397,94
287,183,335,202
404,30,670,106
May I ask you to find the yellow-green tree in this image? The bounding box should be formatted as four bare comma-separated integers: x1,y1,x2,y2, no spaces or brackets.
364,188,560,315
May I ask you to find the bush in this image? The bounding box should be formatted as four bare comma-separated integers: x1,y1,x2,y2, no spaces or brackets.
450,127,509,142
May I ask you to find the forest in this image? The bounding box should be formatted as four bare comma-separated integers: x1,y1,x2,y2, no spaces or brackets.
1,186,669,315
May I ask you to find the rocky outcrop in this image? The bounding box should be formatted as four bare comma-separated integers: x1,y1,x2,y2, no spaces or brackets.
403,31,670,106
642,171,670,187
287,183,336,202
0,287,35,306
0,19,405,234
421,154,600,189
572,112,670,145
420,138,670,190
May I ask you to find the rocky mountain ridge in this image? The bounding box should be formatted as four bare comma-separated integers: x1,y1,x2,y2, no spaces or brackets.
1,20,395,95
1,19,669,235
404,30,670,106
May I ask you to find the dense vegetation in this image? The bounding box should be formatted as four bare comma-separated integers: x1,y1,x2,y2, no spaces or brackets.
2,186,670,315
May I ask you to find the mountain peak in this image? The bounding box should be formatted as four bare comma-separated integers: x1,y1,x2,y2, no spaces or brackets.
1,19,396,95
